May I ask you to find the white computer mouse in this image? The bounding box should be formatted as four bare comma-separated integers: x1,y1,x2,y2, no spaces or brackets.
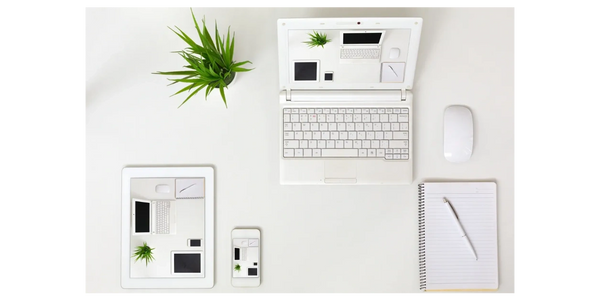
155,184,171,193
444,105,473,163
389,47,401,59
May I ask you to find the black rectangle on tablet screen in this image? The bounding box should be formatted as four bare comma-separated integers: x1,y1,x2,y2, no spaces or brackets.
134,201,150,233
294,62,317,81
234,248,240,260
174,253,201,273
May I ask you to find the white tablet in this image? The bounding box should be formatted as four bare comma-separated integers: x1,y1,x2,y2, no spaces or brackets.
121,166,215,288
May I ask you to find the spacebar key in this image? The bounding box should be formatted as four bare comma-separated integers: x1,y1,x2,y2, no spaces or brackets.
321,149,358,157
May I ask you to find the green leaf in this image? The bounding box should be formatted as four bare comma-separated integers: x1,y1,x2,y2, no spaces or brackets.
169,26,202,53
179,85,205,108
153,70,198,76
219,84,228,108
228,33,235,64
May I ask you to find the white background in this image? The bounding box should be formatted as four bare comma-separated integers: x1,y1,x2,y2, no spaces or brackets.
86,7,513,292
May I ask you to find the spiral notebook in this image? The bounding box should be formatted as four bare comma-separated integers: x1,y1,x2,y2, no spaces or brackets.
418,182,498,291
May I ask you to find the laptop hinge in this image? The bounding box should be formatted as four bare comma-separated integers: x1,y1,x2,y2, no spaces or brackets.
286,89,291,101
288,90,403,102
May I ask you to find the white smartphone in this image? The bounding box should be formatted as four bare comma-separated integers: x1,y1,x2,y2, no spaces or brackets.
231,228,260,287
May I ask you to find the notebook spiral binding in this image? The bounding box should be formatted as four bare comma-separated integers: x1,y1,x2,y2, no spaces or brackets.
418,183,426,290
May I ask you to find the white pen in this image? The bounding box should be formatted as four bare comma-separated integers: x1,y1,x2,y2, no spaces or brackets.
443,197,478,260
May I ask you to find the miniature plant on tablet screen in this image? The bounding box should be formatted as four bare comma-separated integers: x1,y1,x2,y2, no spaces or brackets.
133,242,155,266
234,263,241,272
304,31,331,48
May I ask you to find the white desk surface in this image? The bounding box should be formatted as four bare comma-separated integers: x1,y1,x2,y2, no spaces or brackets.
86,7,514,292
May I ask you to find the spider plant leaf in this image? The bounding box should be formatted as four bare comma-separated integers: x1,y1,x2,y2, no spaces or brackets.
153,70,197,76
190,8,203,41
199,18,219,56
179,85,204,108
207,65,219,78
166,74,196,86
221,26,233,69
219,84,228,108
230,60,253,71
170,26,202,53
204,85,215,100
171,82,207,96
168,77,203,83
215,22,223,54
228,33,235,64
171,81,201,96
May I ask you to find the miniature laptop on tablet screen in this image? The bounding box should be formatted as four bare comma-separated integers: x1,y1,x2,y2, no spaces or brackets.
121,166,214,288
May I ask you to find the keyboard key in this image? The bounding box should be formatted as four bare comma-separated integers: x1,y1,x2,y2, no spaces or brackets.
353,140,362,148
293,123,301,131
377,149,385,157
294,132,302,139
284,108,291,113
300,114,308,122
304,150,312,157
401,108,409,114
292,108,299,113
375,132,384,140
311,123,319,131
318,140,326,148
390,140,409,148
368,149,376,157
373,123,382,131
380,114,389,122
336,114,344,122
401,154,409,160
385,154,393,160
356,123,364,131
318,114,326,122
319,123,328,131
326,140,335,148
344,140,353,148
303,132,312,140
335,140,344,148
401,149,409,154
284,114,290,122
357,132,366,140
398,114,409,122
295,149,303,156
393,132,409,139
300,108,307,114
285,141,299,149
389,114,398,122
330,132,339,140
328,123,337,131
393,108,401,113
291,114,299,122
313,149,321,157
312,132,321,140
284,132,294,140
322,132,330,140
300,140,308,148
302,123,310,131
381,140,389,148
345,114,353,122
346,123,355,131
339,132,348,140
284,123,292,131
391,123,400,131
400,123,409,131
337,123,346,131
309,140,317,148
382,123,391,131
362,114,370,122
348,131,357,140
372,140,380,148
364,123,373,131
309,114,317,122
363,140,371,148
371,114,379,122
283,149,294,157
359,149,367,157
327,114,335,122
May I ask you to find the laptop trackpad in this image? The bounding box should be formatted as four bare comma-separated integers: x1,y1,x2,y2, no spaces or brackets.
324,161,357,184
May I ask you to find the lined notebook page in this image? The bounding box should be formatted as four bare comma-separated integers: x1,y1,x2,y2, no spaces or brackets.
423,182,498,291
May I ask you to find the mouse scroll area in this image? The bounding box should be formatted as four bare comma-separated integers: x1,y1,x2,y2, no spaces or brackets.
443,105,474,163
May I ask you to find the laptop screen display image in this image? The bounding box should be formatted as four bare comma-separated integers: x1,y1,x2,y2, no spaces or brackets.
134,200,150,233
343,32,382,44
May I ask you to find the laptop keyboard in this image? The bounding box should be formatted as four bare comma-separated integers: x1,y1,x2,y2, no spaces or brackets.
282,108,409,160
340,48,380,59
155,201,170,234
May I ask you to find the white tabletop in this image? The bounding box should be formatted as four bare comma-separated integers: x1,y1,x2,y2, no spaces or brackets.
86,7,514,292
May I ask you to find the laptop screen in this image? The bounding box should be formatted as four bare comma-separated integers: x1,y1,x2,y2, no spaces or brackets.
342,32,382,45
134,200,151,233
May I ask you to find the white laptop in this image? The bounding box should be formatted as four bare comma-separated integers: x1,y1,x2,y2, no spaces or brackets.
277,17,423,185
339,30,385,63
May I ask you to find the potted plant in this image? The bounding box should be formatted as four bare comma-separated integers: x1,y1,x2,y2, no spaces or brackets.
304,31,331,48
154,9,253,108
132,242,155,266
234,263,241,272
